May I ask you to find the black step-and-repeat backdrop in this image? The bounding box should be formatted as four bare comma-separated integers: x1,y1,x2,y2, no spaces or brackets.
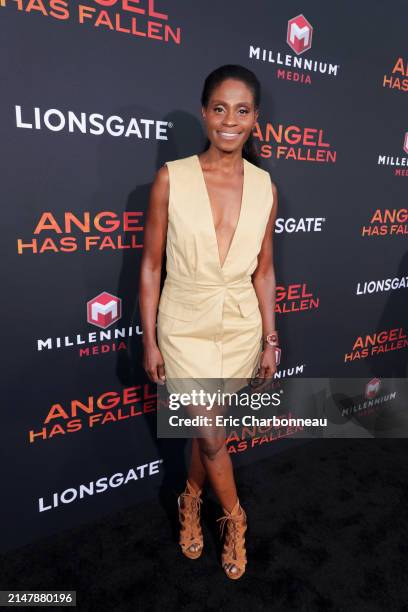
1,1,407,552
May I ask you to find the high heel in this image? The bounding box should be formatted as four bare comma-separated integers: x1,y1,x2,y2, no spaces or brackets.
217,499,247,579
177,480,204,559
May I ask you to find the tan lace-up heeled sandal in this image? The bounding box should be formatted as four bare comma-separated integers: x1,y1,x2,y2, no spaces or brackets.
177,480,204,559
217,499,247,580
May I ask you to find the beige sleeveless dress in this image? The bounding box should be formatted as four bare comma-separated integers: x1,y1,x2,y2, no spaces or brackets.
156,154,274,392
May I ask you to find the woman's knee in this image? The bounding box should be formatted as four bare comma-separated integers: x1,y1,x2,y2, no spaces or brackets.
198,436,225,461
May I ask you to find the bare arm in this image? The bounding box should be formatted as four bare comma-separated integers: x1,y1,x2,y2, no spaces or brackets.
138,164,169,382
252,180,278,378
252,180,278,336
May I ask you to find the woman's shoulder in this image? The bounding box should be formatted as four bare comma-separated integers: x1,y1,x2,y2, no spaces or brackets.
156,154,195,178
163,154,197,169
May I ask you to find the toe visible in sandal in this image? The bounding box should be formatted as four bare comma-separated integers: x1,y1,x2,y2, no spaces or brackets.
178,480,204,560
217,499,247,580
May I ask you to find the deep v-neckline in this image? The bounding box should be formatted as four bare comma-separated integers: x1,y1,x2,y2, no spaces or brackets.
195,154,247,271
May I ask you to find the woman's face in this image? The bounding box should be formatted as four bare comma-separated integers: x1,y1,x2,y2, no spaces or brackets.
202,78,258,153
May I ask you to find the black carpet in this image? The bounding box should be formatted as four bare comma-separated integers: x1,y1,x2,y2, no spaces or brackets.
1,438,408,611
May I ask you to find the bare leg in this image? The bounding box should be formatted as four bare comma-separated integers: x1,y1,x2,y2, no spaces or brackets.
180,438,206,555
197,436,237,512
198,435,245,577
183,402,244,575
187,437,206,494
184,400,237,511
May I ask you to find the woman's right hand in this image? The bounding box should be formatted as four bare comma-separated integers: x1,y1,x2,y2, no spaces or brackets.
143,342,166,385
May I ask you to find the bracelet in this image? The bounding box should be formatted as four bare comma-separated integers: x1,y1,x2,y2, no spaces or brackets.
263,342,280,351
264,331,279,347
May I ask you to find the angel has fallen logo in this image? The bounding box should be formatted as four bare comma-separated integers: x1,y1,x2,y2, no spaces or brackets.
36,291,142,356
345,328,408,362
361,208,408,237
17,211,144,255
376,132,408,177
276,283,319,314
249,14,340,86
255,122,336,163
1,0,181,45
382,57,408,93
226,411,304,454
28,384,157,443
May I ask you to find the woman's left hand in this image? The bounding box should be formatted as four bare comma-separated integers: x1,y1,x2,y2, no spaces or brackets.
257,345,277,379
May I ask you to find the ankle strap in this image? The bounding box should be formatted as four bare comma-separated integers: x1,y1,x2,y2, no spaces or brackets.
221,499,242,516
185,479,202,497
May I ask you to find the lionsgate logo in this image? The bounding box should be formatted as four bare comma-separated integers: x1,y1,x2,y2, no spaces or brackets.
38,459,163,512
356,275,408,295
36,291,142,354
249,14,340,84
15,105,171,140
275,216,326,234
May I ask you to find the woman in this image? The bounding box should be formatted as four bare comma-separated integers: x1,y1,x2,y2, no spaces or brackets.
139,64,279,580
